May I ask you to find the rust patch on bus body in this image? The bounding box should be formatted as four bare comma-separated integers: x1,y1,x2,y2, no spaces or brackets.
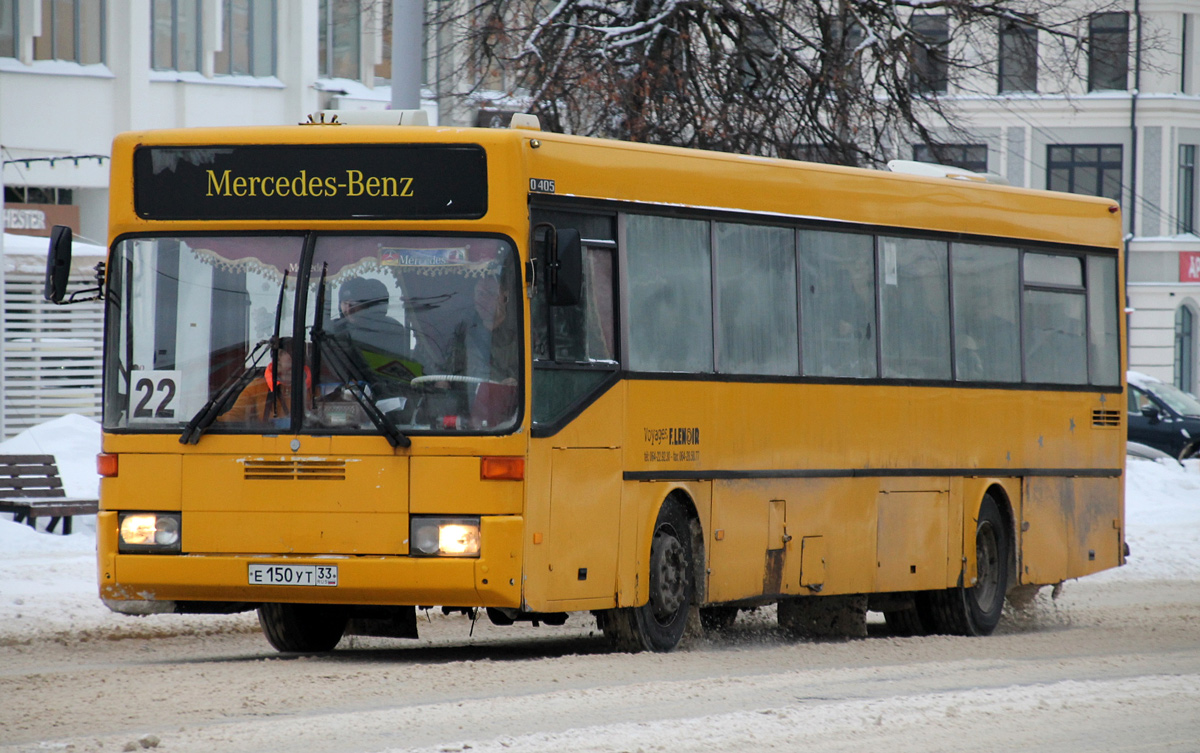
763,549,785,595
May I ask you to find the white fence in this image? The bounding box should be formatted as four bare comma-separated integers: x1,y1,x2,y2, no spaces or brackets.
2,241,105,438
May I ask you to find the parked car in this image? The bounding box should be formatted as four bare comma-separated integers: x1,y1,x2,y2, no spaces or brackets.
1127,371,1200,460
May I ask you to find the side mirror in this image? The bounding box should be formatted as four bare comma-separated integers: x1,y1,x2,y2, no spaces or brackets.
45,225,74,304
549,228,582,307
1141,404,1161,423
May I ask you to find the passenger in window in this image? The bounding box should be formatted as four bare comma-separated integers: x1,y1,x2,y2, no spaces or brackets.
446,272,520,427
958,335,985,380
221,338,311,426
453,273,520,385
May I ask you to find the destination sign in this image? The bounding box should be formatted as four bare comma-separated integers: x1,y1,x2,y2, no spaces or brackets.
133,144,487,220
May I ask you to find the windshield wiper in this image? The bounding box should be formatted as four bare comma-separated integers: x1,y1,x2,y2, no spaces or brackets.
310,267,409,449
179,339,272,445
312,330,410,448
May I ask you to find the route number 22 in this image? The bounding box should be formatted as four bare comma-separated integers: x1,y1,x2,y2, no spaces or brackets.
130,370,182,421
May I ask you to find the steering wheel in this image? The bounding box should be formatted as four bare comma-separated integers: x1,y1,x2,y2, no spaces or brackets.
409,374,489,387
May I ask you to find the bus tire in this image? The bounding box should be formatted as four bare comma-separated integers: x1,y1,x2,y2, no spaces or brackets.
257,603,348,652
926,494,1010,636
604,499,694,652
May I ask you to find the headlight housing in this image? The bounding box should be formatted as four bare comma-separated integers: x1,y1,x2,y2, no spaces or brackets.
410,516,481,557
118,512,182,553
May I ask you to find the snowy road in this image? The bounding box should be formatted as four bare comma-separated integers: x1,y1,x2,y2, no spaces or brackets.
2,579,1199,753
1,419,1198,752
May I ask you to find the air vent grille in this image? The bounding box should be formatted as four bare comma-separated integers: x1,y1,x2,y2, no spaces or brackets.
1091,409,1120,428
243,459,346,481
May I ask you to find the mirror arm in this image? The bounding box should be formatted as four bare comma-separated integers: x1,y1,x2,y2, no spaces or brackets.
51,262,105,305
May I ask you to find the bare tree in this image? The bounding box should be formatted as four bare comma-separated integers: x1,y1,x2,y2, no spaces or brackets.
433,0,1132,167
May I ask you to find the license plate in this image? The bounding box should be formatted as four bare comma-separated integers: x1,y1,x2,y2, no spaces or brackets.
248,564,338,587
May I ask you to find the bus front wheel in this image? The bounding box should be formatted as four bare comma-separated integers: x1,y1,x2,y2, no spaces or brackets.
925,494,1010,636
257,603,349,652
600,499,694,652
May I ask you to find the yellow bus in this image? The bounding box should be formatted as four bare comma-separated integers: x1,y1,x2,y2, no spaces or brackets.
47,113,1125,652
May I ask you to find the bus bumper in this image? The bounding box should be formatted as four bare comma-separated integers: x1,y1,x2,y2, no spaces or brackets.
97,512,523,610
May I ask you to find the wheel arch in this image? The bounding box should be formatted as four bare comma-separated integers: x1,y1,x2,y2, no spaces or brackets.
633,486,706,608
663,488,706,606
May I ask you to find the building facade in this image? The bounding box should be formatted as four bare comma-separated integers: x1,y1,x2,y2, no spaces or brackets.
0,0,413,435
2,1,1197,439
913,1,1200,394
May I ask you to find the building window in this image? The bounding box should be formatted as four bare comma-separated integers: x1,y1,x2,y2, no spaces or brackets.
3,185,74,205
1180,145,1197,235
1088,12,1129,91
1,0,16,58
32,0,105,64
214,0,275,77
319,0,360,80
1178,305,1196,393
999,17,1038,93
913,143,988,173
910,14,949,93
151,0,201,72
1184,14,1192,94
1047,145,1123,203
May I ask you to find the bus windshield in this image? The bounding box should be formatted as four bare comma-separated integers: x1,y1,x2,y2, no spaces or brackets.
104,233,522,436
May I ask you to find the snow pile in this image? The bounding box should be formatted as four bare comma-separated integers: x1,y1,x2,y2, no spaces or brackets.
0,413,102,499
0,416,1198,646
0,416,255,644
1095,457,1200,581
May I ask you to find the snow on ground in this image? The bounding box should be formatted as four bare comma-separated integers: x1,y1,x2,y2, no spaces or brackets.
0,415,1197,646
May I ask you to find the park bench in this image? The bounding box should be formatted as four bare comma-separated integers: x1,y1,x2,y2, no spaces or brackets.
0,454,99,535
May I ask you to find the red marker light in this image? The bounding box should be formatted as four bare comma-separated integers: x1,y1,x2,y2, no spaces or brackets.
96,453,119,478
480,456,524,481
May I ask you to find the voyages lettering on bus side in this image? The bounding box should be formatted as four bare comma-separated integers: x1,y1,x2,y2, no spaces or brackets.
643,426,701,463
205,169,416,199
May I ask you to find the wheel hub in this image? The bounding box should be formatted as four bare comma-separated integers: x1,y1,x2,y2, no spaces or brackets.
650,531,687,623
973,520,1000,608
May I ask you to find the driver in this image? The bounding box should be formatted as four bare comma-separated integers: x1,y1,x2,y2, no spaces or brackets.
327,277,424,385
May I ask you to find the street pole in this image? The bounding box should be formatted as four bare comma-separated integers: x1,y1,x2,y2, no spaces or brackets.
390,0,423,111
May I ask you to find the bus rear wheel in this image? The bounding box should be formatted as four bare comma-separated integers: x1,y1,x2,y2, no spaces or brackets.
925,494,1010,636
257,603,349,652
601,499,694,653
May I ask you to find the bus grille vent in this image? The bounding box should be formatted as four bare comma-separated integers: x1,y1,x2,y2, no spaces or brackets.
243,460,347,481
1091,409,1121,428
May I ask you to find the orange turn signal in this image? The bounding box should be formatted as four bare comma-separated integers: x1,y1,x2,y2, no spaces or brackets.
96,453,119,478
480,456,524,481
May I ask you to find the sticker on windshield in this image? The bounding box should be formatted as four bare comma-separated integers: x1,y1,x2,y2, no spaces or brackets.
380,247,469,266
129,370,184,422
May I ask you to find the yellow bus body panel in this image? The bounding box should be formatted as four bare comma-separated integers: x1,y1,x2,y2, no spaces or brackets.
99,511,523,608
95,124,1125,617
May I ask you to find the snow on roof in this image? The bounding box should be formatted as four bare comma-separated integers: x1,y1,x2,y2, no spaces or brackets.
2,231,107,257
1127,370,1163,390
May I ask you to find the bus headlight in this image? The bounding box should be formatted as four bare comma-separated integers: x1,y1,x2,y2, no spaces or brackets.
118,512,182,553
410,516,481,557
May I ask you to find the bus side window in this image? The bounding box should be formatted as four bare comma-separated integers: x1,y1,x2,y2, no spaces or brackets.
531,228,618,427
